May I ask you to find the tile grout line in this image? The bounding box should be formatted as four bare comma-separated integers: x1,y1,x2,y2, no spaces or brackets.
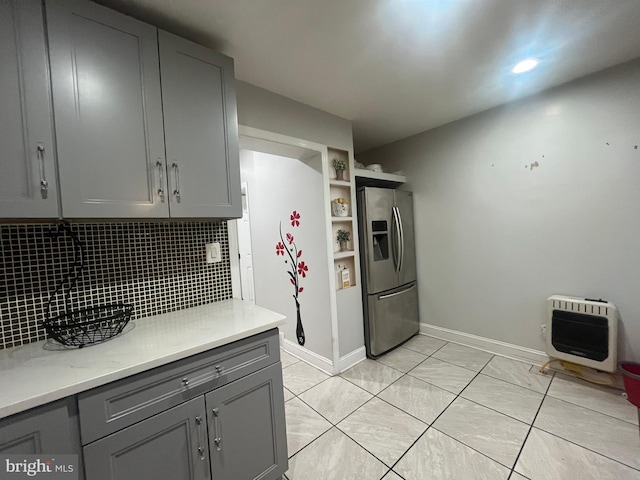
530,424,640,473
507,371,555,478
543,390,639,427
382,357,502,475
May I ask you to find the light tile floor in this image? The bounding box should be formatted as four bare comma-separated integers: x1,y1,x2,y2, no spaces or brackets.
280,336,640,480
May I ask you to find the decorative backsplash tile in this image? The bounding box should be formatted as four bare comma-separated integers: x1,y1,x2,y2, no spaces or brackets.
0,222,232,350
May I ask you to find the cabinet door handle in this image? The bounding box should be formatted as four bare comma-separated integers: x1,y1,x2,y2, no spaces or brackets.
172,161,181,201
195,416,206,461
37,144,48,198
215,365,223,374
156,160,165,202
212,408,222,451
182,377,189,386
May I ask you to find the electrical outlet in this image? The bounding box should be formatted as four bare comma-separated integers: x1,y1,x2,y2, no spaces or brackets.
540,324,547,339
205,242,222,263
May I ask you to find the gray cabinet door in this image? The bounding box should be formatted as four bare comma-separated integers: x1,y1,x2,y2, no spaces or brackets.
83,396,210,480
0,0,58,218
46,0,168,218
205,363,287,480
159,31,241,219
0,400,75,454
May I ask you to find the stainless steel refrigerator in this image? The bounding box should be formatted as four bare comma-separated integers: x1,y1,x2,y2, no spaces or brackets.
357,187,419,358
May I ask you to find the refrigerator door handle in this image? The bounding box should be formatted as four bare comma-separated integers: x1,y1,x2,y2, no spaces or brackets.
396,205,405,273
378,283,416,300
392,206,401,272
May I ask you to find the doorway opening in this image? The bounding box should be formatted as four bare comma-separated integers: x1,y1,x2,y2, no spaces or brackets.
228,126,337,363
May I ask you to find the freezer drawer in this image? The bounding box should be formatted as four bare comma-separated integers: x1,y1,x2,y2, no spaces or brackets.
366,282,419,357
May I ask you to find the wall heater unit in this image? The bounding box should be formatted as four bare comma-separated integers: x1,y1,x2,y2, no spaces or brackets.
546,295,618,372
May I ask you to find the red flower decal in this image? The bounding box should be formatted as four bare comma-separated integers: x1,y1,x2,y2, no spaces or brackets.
297,261,308,278
290,210,301,227
297,250,302,258
290,278,295,285
275,242,285,256
298,287,304,293
286,233,294,244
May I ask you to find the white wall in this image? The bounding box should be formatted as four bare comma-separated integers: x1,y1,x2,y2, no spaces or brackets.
240,151,334,361
359,58,640,361
236,80,353,152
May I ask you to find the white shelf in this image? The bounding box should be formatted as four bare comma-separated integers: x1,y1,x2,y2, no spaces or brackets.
331,216,353,222
333,250,355,259
329,179,351,186
336,285,358,292
354,168,405,187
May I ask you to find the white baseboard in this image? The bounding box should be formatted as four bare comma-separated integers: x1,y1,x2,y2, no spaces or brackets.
282,339,334,375
419,323,549,366
337,347,367,373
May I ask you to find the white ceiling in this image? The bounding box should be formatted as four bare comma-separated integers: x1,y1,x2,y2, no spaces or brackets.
101,0,640,153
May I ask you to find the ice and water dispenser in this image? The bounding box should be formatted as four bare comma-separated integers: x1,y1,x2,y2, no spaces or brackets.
371,220,389,261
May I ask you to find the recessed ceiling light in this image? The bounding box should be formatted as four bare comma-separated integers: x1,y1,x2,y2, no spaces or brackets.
512,58,539,74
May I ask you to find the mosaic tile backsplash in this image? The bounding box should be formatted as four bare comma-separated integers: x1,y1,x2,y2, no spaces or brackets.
0,222,232,349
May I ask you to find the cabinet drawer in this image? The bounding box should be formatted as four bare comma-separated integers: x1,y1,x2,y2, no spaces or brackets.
78,329,279,444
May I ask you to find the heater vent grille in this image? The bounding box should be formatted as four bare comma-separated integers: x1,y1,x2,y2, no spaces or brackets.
550,298,609,317
546,295,618,373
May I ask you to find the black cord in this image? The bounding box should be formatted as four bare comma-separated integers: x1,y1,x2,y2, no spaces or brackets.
45,223,86,322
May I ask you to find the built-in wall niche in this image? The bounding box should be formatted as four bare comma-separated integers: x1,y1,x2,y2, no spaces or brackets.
331,220,353,254
329,184,352,218
334,256,356,290
328,147,350,182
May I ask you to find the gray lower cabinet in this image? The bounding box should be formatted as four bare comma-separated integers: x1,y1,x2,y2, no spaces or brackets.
82,363,287,480
79,329,287,480
159,31,241,219
0,400,76,454
206,363,287,480
45,0,168,219
83,397,210,480
0,0,59,218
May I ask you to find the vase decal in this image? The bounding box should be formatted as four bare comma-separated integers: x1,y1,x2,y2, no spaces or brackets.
276,210,308,346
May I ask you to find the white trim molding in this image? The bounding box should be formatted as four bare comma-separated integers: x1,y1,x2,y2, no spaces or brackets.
282,339,334,375
337,347,367,374
420,323,549,366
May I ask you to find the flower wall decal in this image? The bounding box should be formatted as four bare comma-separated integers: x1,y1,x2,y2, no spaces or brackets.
276,210,309,346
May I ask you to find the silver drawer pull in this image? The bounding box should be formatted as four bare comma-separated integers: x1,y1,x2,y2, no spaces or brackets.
378,283,416,300
215,365,223,374
172,161,181,201
37,144,48,197
182,377,189,386
195,416,206,461
156,160,165,202
212,408,222,451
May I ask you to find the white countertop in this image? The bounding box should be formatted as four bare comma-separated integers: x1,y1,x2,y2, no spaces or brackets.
0,299,286,420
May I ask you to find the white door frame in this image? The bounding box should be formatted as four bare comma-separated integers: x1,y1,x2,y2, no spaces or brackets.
233,125,342,371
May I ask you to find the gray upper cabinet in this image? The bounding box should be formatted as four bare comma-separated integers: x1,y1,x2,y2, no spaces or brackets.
159,31,241,218
45,0,168,218
0,0,59,218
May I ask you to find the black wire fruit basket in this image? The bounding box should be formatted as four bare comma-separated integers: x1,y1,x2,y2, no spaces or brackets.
43,304,133,348
44,224,133,348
